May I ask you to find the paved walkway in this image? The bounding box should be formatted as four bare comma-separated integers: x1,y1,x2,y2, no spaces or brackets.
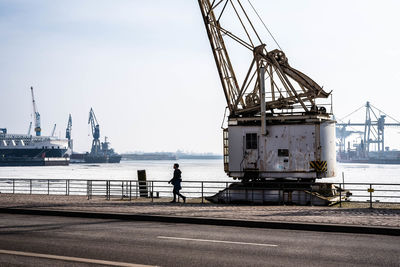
0,194,399,228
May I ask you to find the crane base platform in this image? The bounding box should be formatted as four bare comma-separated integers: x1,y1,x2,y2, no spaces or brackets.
205,182,350,206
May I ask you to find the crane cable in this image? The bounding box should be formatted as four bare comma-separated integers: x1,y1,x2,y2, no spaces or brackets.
338,104,365,122
247,0,282,50
370,103,400,124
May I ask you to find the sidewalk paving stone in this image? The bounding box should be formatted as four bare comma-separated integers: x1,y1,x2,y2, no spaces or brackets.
1,194,399,228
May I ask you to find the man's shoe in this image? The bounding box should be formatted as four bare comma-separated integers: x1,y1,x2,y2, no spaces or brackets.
170,200,176,203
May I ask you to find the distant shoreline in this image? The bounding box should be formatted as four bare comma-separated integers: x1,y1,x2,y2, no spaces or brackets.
121,153,222,161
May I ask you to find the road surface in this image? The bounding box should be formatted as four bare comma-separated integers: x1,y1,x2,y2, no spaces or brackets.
0,214,398,266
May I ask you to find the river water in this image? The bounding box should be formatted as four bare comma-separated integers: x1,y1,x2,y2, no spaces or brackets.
0,159,399,184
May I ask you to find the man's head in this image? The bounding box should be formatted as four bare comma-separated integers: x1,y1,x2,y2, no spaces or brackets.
173,163,179,169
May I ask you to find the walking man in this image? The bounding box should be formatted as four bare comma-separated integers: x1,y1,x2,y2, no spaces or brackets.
168,163,186,203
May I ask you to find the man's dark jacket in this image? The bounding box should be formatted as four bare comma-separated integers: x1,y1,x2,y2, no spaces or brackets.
169,169,182,190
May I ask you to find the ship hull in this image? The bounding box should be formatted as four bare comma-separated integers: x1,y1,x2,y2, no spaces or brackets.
0,157,69,166
0,148,67,158
83,154,121,164
338,158,400,165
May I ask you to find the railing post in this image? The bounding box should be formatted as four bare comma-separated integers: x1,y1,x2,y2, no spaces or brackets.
226,182,229,203
151,181,154,202
342,172,345,190
121,181,124,200
130,181,133,198
87,180,92,200
87,180,89,200
30,179,32,195
136,181,138,199
339,183,342,208
48,179,50,195
12,179,15,194
369,184,373,209
107,181,110,200
201,182,204,204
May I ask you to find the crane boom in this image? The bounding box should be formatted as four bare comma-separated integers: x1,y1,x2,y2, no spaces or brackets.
51,124,56,137
198,0,241,114
27,121,32,135
198,0,330,117
66,114,72,140
65,114,73,151
30,86,41,136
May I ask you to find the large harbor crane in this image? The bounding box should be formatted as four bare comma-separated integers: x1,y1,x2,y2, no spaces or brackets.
198,0,336,181
65,114,73,151
85,108,121,163
88,108,101,154
30,87,41,136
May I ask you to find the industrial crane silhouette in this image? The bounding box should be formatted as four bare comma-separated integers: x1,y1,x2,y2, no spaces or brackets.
65,114,72,151
88,108,101,155
30,87,41,136
337,102,400,156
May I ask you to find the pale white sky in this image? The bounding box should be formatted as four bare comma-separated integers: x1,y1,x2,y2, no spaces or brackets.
1,0,400,153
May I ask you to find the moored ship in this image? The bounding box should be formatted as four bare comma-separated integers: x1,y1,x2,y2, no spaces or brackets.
0,129,69,166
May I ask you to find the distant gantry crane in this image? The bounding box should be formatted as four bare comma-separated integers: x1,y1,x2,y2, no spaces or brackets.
336,101,400,159
88,108,101,155
30,87,41,136
198,0,336,181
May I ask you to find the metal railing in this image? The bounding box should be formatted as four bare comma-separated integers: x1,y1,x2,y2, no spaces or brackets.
0,178,399,207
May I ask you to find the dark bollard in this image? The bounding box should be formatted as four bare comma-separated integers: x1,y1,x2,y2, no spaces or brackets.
137,170,148,197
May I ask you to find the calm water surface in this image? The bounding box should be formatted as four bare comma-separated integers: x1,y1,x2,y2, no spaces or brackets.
0,159,399,184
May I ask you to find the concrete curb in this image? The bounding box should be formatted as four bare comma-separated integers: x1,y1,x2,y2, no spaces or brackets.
0,207,399,236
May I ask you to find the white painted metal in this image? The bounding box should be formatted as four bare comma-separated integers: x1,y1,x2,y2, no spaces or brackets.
227,119,336,179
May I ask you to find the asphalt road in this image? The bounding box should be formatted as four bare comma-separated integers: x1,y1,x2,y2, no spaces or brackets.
0,214,398,267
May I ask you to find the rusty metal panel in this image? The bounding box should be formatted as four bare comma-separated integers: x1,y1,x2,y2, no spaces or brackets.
227,121,336,179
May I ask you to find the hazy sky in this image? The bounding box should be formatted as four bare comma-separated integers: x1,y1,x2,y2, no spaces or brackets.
1,0,400,153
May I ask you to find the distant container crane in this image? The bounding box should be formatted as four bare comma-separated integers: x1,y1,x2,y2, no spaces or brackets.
336,101,400,163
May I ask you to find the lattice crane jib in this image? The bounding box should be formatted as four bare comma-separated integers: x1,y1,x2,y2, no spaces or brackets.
88,108,100,140
198,0,331,117
30,87,41,136
66,114,72,140
88,108,101,154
